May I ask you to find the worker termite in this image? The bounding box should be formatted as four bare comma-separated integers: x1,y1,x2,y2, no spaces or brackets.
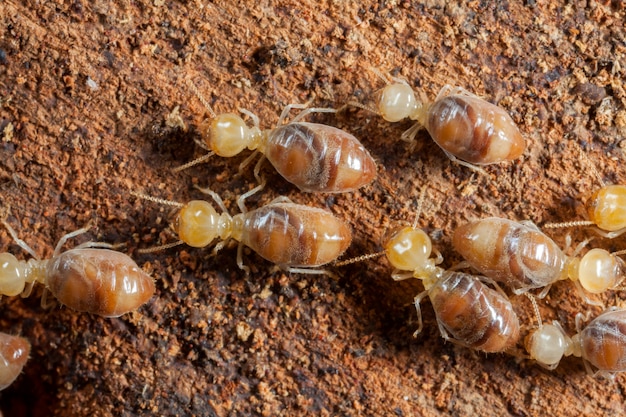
525,302,626,378
132,184,352,275
178,81,377,193
544,184,626,238
451,217,626,303
343,190,519,353
0,209,155,317
349,72,525,169
384,225,520,353
0,332,30,390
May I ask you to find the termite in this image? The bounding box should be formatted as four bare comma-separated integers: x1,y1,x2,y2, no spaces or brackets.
384,225,520,353
132,183,352,275
337,189,519,352
0,332,30,390
0,208,155,317
349,72,525,170
451,217,626,304
525,299,626,377
178,81,377,193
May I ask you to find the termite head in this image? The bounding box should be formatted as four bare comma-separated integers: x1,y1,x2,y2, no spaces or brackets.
383,226,432,272
201,113,261,157
376,83,420,123
174,200,232,248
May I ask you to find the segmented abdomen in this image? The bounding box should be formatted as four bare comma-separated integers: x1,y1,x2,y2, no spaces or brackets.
239,203,352,267
265,122,376,193
45,249,155,317
425,95,525,165
452,217,566,293
428,271,520,353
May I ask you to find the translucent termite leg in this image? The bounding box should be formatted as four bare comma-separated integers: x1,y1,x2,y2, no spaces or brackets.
194,185,229,214
276,102,312,125
52,223,95,258
441,149,489,176
0,207,39,260
236,242,250,276
572,280,604,307
399,122,422,144
412,290,429,337
284,266,331,276
391,270,417,281
592,227,626,239
288,107,337,124
476,275,509,298
238,150,261,177
238,108,261,129
234,177,267,214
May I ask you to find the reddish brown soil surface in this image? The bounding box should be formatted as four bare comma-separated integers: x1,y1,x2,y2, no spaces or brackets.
1,1,626,416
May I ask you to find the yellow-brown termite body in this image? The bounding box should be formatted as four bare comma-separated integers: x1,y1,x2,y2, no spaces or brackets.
184,84,377,193
526,307,626,377
137,187,352,275
384,226,520,353
452,217,626,301
0,215,155,317
364,79,525,167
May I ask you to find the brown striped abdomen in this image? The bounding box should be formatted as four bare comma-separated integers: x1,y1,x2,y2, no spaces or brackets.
452,218,566,293
580,309,626,372
425,95,525,164
46,249,155,317
428,271,520,353
265,122,376,193
239,203,352,267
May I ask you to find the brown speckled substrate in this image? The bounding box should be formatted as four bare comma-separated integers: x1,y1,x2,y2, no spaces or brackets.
1,1,626,416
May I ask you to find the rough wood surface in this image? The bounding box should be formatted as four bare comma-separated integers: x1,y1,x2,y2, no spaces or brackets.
1,1,625,416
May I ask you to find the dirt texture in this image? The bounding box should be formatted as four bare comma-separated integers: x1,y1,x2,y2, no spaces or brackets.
1,1,626,416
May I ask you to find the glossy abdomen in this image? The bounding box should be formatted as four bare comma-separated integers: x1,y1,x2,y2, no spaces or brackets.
265,122,376,193
452,218,566,292
239,203,352,267
428,271,520,353
425,95,525,164
580,309,626,372
0,333,30,390
46,249,155,317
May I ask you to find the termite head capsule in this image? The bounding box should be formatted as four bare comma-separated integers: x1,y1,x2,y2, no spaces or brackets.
0,253,27,296
201,113,260,157
377,83,420,123
174,200,232,248
577,248,626,294
586,185,626,232
526,323,574,368
384,227,432,271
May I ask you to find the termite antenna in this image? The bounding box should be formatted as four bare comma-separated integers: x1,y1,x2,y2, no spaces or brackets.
412,187,428,229
333,250,386,267
542,220,596,229
130,191,185,208
186,79,216,118
171,151,215,173
137,240,185,254
524,293,542,328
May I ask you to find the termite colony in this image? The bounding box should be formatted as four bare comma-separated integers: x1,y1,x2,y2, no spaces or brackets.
2,66,624,394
